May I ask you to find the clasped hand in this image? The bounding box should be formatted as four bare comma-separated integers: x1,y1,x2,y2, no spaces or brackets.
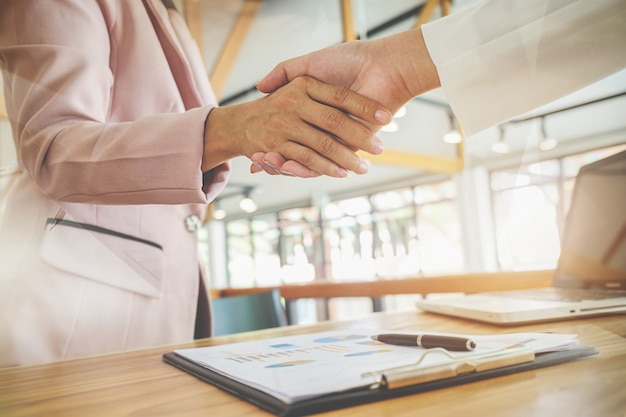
248,29,441,177
203,75,392,178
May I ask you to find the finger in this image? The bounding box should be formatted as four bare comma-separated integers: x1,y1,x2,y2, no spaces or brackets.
250,157,266,174
302,101,385,157
280,160,322,178
278,136,355,177
273,92,374,172
303,76,392,127
256,65,290,94
254,96,362,177
262,152,321,178
250,152,267,169
249,163,284,176
250,153,282,175
261,114,361,176
260,152,286,170
295,78,386,156
254,78,376,177
250,163,280,175
250,152,321,178
256,55,310,93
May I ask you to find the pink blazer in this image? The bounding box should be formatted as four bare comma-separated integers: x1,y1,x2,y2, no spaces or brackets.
0,0,230,366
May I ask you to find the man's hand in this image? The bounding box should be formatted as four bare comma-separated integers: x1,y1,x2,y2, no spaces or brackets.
251,28,441,176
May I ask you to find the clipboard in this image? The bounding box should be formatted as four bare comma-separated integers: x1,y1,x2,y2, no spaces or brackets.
163,334,597,417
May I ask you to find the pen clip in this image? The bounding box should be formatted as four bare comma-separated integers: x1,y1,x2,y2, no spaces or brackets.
364,345,535,390
363,347,459,384
365,349,451,390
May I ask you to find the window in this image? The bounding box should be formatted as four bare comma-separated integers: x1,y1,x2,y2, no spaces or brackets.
490,160,562,270
251,214,282,286
213,179,462,322
414,181,464,274
320,181,462,281
490,144,626,271
323,181,462,319
225,219,255,287
278,208,321,284
324,196,376,281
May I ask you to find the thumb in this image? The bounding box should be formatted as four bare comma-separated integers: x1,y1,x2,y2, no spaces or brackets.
256,54,314,93
256,64,289,93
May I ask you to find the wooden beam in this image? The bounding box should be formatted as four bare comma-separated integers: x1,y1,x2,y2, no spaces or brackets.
340,0,357,42
358,148,463,172
0,74,6,119
414,0,439,28
183,0,204,58
454,118,465,163
0,93,6,119
441,0,452,16
209,0,262,100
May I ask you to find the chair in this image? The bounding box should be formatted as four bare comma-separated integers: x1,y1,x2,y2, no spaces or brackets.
211,289,288,336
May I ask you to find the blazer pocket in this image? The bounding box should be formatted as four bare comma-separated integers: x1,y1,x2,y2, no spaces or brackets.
40,219,164,298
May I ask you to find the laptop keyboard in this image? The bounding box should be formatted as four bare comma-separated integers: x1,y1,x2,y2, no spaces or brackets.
494,288,626,302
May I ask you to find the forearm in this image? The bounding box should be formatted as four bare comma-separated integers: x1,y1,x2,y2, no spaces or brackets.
16,108,217,205
0,3,221,205
422,0,626,135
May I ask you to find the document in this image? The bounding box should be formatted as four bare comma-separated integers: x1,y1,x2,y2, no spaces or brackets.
171,329,579,404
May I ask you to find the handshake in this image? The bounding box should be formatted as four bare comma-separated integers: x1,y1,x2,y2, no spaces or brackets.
203,28,440,179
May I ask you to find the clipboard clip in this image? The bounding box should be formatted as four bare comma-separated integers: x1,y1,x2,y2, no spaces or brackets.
364,345,535,390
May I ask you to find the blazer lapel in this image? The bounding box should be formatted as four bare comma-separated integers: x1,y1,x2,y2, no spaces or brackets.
142,0,208,109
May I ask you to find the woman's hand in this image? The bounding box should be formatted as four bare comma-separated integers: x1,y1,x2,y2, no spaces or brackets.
203,76,392,178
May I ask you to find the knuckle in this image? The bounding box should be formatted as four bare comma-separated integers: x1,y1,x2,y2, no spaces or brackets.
359,100,376,116
290,76,311,94
315,134,338,155
280,90,299,107
322,108,345,131
271,86,300,107
292,76,308,87
332,85,350,104
330,85,376,118
297,148,317,168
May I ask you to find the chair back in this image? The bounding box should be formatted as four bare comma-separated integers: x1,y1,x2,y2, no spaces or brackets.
211,289,287,336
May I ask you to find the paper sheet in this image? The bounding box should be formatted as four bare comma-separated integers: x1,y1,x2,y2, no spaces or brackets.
175,330,578,404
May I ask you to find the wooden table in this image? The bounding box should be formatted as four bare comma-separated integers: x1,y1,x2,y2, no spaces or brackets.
212,270,555,300
1,311,625,417
212,270,554,322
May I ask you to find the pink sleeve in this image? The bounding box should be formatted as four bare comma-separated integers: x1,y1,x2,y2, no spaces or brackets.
0,0,229,205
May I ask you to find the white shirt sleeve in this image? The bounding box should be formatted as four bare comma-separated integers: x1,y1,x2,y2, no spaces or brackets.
421,0,626,136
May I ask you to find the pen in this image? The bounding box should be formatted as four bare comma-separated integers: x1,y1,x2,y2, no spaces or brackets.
372,333,476,351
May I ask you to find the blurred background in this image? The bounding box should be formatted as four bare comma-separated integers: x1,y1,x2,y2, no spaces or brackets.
1,0,625,322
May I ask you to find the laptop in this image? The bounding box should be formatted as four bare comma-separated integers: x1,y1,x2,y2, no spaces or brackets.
416,150,626,325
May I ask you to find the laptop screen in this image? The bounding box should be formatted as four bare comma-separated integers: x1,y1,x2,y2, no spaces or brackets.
554,150,626,290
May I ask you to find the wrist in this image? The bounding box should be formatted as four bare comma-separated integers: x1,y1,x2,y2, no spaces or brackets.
201,106,243,172
396,28,441,98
